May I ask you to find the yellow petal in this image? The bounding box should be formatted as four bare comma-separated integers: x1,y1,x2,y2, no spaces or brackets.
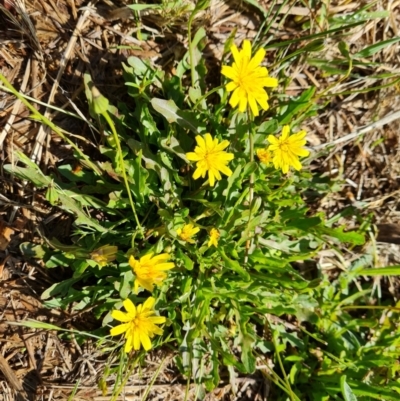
140,253,154,263
186,152,202,161
248,47,266,70
248,95,259,116
125,333,133,353
140,331,152,351
221,65,237,80
226,81,238,92
267,135,278,145
193,167,203,180
111,310,131,323
195,135,206,150
230,43,240,64
208,170,215,186
143,297,156,311
218,164,233,177
229,87,240,108
133,329,141,350
281,126,290,139
238,91,247,113
151,253,170,263
262,77,278,88
149,316,166,324
242,40,252,60
204,133,214,150
154,262,175,271
110,323,130,336
123,298,136,316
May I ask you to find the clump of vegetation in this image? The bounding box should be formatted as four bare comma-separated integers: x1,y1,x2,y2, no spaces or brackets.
2,1,400,400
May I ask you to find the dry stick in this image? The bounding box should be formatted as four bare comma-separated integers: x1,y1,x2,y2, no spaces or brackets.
0,353,26,395
0,59,31,148
311,109,400,152
30,1,97,165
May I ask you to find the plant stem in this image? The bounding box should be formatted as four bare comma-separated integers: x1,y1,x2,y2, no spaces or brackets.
244,114,255,265
101,110,142,234
272,332,296,401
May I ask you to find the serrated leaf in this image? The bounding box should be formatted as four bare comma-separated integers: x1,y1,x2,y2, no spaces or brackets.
219,249,250,281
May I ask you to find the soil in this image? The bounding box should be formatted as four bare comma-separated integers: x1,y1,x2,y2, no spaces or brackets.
1,0,400,400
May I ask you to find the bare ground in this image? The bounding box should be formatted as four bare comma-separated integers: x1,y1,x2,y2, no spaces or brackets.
1,0,400,400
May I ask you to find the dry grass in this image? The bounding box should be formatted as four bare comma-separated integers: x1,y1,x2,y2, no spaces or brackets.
1,0,400,399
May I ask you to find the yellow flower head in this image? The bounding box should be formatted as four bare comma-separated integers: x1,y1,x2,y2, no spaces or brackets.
110,297,165,352
177,223,200,244
129,253,174,294
186,133,234,187
221,39,278,116
268,125,310,174
90,245,118,267
208,228,220,248
256,148,272,165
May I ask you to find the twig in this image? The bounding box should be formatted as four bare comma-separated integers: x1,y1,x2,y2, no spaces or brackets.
311,109,400,151
31,1,97,165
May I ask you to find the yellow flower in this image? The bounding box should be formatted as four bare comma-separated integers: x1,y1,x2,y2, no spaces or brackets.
221,39,278,116
177,223,200,244
90,245,118,267
110,297,165,352
208,228,220,247
129,253,174,294
268,125,310,174
256,148,272,165
186,133,234,186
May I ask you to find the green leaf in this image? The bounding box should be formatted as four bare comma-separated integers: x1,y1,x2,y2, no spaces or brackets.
321,226,365,245
177,248,194,271
338,41,350,59
242,162,258,179
279,87,316,125
127,4,161,11
151,98,198,132
354,37,400,58
41,277,85,300
7,319,64,331
241,333,256,373
119,270,134,299
219,250,250,281
355,266,400,276
19,242,47,259
130,149,149,203
3,165,50,187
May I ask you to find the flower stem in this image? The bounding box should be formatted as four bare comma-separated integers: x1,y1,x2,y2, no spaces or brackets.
244,113,255,265
101,110,142,235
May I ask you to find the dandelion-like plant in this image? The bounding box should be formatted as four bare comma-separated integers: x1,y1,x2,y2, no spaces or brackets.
186,133,234,187
208,228,220,247
268,125,310,173
177,223,200,243
130,253,174,294
256,148,272,166
221,39,278,116
110,297,165,352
